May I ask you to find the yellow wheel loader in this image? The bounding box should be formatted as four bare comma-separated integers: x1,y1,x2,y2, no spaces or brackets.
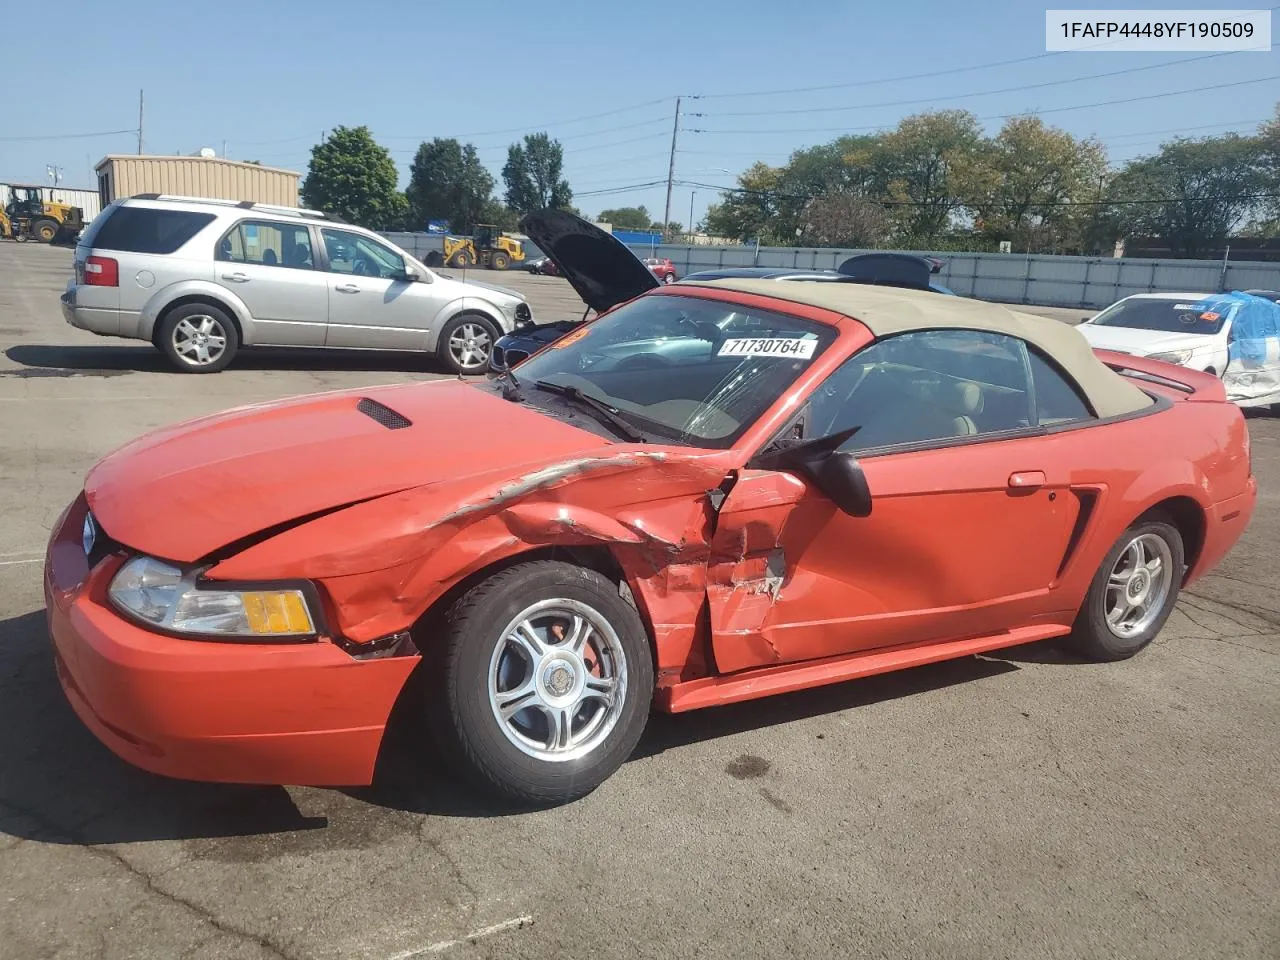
2,185,85,243
442,225,526,269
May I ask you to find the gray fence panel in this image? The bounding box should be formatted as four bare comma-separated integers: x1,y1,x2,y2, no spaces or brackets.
377,229,1280,308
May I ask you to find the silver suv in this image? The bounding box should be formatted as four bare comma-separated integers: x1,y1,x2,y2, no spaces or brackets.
60,195,532,374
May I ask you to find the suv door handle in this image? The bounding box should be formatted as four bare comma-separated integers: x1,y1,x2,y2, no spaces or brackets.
335,283,360,294
1008,470,1046,490
221,272,250,283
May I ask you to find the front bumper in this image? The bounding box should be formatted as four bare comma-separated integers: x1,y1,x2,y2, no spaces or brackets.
44,496,419,786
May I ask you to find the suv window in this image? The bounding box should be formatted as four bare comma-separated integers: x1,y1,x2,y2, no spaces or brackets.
320,228,404,279
806,329,1048,452
218,220,314,269
84,206,215,255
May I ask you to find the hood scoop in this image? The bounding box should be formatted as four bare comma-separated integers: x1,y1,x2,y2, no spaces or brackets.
357,397,412,430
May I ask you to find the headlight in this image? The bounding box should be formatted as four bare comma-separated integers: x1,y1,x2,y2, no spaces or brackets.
1147,349,1193,365
108,556,317,639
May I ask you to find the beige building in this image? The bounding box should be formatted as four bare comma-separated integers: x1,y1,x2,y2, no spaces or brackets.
95,155,300,209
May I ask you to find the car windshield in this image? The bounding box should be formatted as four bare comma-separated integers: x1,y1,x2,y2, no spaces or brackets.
1092,298,1231,335
509,293,837,448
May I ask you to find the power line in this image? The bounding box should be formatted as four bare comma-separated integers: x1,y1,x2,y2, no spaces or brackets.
569,151,670,173
690,75,1280,136
0,128,136,143
694,52,1232,119
440,97,675,138
575,179,669,198
690,2,1280,101
695,52,1071,101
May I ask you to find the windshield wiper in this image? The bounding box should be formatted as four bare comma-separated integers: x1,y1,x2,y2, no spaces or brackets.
533,380,648,443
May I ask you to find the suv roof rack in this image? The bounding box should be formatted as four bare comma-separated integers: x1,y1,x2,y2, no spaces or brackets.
127,193,341,222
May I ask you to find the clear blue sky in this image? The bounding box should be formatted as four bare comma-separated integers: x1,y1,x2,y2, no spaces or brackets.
5,0,1277,227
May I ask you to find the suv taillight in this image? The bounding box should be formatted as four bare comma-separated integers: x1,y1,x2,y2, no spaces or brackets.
84,256,118,287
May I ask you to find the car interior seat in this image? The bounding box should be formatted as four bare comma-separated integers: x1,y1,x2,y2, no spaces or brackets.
840,369,985,448
286,242,311,268
261,249,277,265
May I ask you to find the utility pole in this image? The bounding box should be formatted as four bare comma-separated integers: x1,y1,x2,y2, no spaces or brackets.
662,97,681,243
137,89,144,154
688,189,695,241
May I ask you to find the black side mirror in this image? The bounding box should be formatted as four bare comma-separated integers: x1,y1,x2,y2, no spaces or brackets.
757,427,872,517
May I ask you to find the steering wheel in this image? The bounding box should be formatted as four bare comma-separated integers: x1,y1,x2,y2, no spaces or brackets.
352,258,376,277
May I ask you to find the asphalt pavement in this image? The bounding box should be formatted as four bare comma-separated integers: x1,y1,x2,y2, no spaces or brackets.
0,242,1275,960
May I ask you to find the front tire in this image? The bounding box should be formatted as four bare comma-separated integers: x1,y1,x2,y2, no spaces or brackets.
436,312,499,375
33,218,59,243
157,303,239,373
1066,517,1184,661
490,251,510,270
427,561,654,805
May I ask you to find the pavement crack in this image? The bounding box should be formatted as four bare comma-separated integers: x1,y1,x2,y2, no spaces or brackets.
0,795,299,960
417,821,480,924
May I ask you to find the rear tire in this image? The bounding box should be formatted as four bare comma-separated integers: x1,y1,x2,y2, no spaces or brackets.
1065,518,1184,662
157,302,239,373
491,252,510,270
425,560,654,805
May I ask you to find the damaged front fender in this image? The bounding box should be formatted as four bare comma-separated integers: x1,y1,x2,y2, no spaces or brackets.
206,449,736,657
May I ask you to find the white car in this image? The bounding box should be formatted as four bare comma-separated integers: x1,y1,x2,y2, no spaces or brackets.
1076,293,1232,377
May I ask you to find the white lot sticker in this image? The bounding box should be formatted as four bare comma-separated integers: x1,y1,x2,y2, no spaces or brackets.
1173,304,1204,311
718,337,818,359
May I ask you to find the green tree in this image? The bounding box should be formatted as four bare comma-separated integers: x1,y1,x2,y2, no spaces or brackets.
797,193,890,248
502,132,573,215
1254,103,1280,234
406,138,494,234
973,115,1108,253
1110,134,1264,257
597,206,652,229
703,162,785,242
301,126,405,229
879,110,987,246
479,199,520,230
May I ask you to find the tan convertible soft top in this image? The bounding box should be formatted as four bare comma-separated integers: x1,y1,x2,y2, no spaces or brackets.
682,278,1153,419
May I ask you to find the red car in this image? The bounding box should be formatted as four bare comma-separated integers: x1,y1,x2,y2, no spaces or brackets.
46,210,1256,806
644,257,677,283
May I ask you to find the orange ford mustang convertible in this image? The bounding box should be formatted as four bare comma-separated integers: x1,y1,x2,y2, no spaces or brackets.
46,211,1256,805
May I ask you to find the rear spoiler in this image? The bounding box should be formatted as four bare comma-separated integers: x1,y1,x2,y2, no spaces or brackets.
1093,349,1228,403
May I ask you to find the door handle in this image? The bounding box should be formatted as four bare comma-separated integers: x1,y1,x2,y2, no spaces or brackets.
1008,470,1046,490
221,272,250,282
335,284,360,294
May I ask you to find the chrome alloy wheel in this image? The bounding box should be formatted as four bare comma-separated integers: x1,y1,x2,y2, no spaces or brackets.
1104,532,1174,638
448,321,492,371
172,314,228,366
487,599,628,762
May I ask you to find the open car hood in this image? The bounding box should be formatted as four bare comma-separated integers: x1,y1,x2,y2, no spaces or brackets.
518,208,660,313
